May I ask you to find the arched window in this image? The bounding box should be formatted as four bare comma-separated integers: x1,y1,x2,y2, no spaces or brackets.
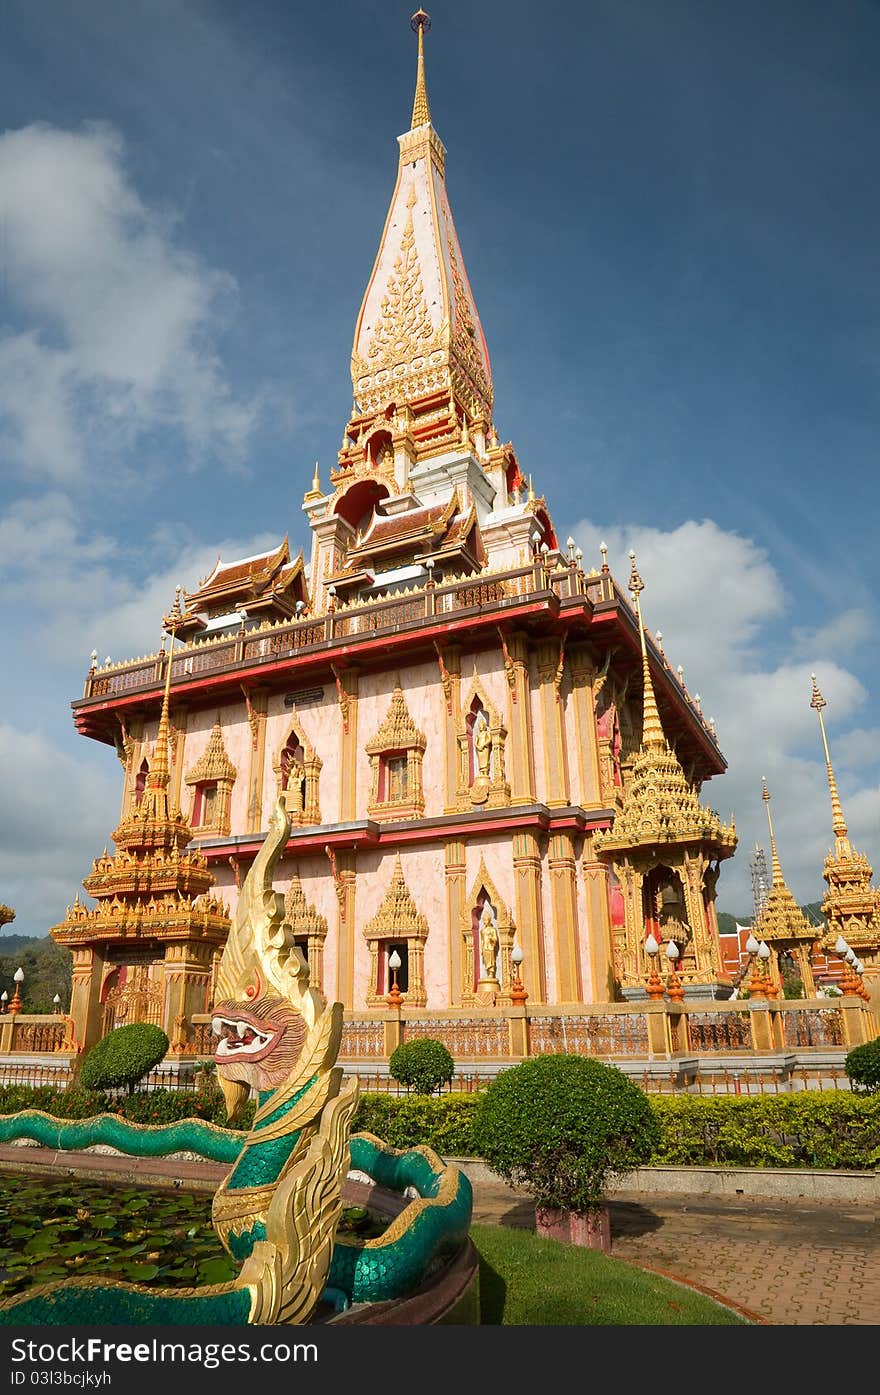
280,737,307,813
273,721,321,825
465,698,491,788
192,781,218,829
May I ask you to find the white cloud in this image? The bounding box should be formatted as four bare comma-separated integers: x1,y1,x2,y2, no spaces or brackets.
573,515,877,913
0,122,259,481
791,608,874,660
0,723,119,934
0,493,280,667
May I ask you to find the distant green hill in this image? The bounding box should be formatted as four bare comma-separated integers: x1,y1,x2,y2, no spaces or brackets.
0,933,46,954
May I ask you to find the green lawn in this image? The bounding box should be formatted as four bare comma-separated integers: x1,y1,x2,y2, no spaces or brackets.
470,1224,750,1325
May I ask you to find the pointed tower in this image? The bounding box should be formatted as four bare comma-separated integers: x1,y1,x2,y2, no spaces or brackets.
810,675,880,996
751,781,817,996
304,10,558,611
593,552,737,997
52,590,230,1052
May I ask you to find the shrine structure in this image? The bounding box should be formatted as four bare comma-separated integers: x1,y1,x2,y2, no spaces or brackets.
60,10,741,1053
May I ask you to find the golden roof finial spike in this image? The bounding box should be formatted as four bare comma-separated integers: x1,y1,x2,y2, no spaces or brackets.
410,9,432,130
148,586,183,793
810,674,848,840
628,550,665,750
761,777,784,886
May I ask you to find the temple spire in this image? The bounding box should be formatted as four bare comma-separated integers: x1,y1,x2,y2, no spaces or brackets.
810,674,848,842
628,551,666,750
761,778,785,886
143,586,183,810
410,9,432,130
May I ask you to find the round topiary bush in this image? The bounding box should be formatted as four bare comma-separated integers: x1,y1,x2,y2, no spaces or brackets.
473,1053,661,1213
389,1037,455,1095
844,1036,880,1093
79,1023,170,1094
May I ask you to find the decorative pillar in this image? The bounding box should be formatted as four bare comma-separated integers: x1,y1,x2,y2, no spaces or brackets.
163,941,212,1054
568,644,603,807
120,718,145,819
548,831,582,1002
504,631,535,805
581,833,615,1004
437,644,462,813
512,830,546,1002
445,840,467,1006
69,946,106,1052
169,704,188,811
535,639,569,807
332,851,357,1009
333,666,360,823
242,686,270,833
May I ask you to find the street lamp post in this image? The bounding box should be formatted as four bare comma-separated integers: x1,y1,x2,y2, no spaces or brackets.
644,933,665,999
665,941,685,1002
385,949,403,1008
510,943,529,1005
9,968,24,1015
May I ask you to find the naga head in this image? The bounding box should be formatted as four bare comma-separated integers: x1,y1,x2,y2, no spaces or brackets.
211,796,328,1121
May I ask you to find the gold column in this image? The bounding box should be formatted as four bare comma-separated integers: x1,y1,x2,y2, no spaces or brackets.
568,644,603,807
169,704,188,811
445,839,467,1005
69,946,106,1052
581,833,615,1004
512,830,546,1002
548,831,582,1002
535,639,569,808
334,666,360,823
334,852,357,1009
163,941,212,1052
438,645,462,813
244,687,269,834
505,631,535,804
120,718,146,819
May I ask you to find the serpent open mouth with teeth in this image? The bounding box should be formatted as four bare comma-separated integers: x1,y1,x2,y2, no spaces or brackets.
212,1013,281,1064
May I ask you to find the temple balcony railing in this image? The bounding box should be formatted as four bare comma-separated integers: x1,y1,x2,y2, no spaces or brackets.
76,558,716,751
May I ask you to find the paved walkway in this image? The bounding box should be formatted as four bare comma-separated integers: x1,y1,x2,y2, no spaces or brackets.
468,1179,880,1325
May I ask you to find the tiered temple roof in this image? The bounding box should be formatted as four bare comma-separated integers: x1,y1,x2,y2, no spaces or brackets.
53,595,229,950
594,554,737,859
810,675,880,955
752,781,816,946
177,538,307,637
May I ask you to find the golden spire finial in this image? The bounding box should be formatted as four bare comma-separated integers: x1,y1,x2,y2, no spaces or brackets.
410,9,432,130
312,461,320,492
527,474,535,503
628,550,665,750
147,586,183,793
761,778,784,886
810,674,848,839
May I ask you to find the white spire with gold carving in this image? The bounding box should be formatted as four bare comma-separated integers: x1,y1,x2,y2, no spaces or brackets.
351,9,493,424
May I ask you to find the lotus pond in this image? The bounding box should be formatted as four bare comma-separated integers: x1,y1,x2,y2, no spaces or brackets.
0,1176,383,1300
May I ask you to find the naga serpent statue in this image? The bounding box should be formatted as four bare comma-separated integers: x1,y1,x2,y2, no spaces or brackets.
0,798,472,1325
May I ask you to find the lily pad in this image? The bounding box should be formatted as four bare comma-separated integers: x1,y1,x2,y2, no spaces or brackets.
196,1258,238,1284
123,1263,161,1282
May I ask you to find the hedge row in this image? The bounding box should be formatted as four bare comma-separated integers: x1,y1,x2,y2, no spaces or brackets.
0,1085,255,1131
1,1086,878,1170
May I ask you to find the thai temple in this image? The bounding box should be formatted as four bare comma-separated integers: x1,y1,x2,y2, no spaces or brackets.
49,12,878,1055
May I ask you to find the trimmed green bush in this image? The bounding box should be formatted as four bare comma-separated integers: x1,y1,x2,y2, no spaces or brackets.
78,1024,170,1094
353,1091,480,1153
844,1036,880,1094
650,1094,880,1169
388,1037,455,1094
473,1054,661,1212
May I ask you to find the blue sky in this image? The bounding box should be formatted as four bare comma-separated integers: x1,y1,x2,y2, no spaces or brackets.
1,0,878,933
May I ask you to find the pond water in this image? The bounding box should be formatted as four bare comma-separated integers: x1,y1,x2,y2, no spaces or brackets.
0,1176,383,1299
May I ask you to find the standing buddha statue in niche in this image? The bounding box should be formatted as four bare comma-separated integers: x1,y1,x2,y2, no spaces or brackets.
479,903,499,981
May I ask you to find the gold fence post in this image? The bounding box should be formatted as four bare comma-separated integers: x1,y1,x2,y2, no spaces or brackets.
383,1009,403,1058
748,1003,774,1052
839,998,870,1048
645,1003,670,1058
508,1005,528,1059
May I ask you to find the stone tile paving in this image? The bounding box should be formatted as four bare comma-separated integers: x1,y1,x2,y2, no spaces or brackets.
468,1182,880,1326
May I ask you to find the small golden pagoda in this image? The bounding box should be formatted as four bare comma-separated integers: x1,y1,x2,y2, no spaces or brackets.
752,781,817,996
810,675,880,1000
52,591,230,1051
593,552,737,996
